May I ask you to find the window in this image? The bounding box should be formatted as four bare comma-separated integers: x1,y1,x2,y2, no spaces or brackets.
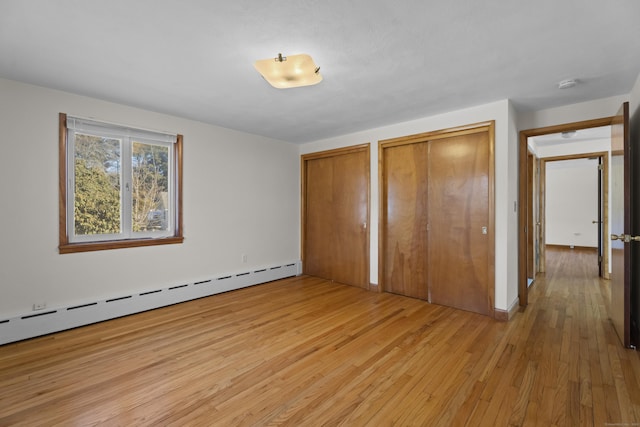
59,113,183,253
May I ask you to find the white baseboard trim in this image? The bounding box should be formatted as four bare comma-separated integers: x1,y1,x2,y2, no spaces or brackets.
0,261,300,346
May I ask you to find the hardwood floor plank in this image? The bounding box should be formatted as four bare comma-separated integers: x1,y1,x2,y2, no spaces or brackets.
1,247,640,425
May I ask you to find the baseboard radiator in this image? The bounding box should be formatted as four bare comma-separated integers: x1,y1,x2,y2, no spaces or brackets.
0,261,301,346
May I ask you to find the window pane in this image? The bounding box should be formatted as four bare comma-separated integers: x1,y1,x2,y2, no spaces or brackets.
73,133,122,236
132,141,170,232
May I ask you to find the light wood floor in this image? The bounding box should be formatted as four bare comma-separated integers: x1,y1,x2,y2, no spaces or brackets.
1,247,639,426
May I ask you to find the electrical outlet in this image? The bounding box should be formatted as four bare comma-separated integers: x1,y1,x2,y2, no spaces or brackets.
33,302,46,311
242,254,247,263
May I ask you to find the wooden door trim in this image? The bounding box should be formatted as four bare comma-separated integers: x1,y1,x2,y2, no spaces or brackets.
301,144,370,161
380,121,495,147
527,151,535,279
301,144,371,288
379,121,495,316
535,157,542,274
487,122,496,316
518,116,615,307
539,157,547,274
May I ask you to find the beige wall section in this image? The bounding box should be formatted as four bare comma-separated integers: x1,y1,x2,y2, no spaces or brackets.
300,100,518,312
0,78,300,319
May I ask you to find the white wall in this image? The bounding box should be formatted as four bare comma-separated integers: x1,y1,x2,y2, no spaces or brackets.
0,78,300,319
4,73,637,322
534,139,610,158
545,159,599,247
518,95,629,131
507,101,520,307
300,100,518,311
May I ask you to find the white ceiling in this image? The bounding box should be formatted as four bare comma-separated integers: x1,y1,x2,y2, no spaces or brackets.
1,0,639,143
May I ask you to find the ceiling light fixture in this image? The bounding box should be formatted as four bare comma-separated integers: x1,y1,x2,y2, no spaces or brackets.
558,78,578,89
254,53,322,89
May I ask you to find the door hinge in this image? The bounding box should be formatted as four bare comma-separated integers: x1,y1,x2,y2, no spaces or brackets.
612,234,640,242
598,164,603,171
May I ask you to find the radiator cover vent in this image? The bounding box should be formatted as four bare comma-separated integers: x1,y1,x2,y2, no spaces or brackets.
0,261,301,345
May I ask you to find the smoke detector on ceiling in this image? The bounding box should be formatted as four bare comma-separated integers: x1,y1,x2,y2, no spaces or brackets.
558,79,578,89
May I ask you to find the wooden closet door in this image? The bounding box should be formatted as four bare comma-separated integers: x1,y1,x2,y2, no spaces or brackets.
304,148,369,289
305,157,334,281
427,132,490,315
382,142,429,300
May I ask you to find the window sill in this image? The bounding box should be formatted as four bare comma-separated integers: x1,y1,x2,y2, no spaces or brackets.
59,236,184,254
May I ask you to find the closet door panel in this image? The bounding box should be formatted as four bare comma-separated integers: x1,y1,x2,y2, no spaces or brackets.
382,142,429,300
304,157,335,281
428,132,490,315
330,150,369,288
304,147,369,289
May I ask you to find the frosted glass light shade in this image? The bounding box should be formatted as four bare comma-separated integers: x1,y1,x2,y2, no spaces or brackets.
254,53,322,89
